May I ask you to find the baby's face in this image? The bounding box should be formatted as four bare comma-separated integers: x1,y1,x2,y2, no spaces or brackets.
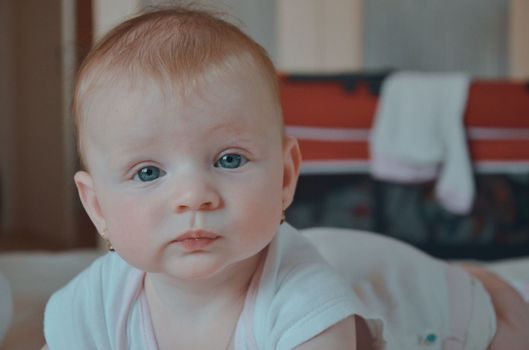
75,66,300,280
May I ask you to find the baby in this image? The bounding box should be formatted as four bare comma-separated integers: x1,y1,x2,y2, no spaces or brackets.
43,5,529,350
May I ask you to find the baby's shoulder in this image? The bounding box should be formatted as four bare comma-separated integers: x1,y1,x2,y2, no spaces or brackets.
271,224,352,292
252,225,359,348
53,253,132,297
43,253,143,348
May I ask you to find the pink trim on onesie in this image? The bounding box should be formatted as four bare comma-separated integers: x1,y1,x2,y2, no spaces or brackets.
443,265,473,350
116,270,146,349
234,252,266,350
139,282,159,349
136,254,266,350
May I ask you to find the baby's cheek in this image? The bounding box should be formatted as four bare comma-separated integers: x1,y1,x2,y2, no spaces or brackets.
110,199,149,231
105,198,159,259
237,179,283,230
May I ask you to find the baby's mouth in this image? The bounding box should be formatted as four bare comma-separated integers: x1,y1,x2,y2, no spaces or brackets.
173,229,221,251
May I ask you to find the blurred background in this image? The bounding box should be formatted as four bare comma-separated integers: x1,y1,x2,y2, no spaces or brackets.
0,0,528,258
1,1,529,348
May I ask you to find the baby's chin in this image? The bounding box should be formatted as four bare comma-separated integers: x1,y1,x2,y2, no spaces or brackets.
141,251,233,281
159,250,265,284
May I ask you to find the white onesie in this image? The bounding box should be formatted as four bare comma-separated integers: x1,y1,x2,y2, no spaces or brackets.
44,224,385,349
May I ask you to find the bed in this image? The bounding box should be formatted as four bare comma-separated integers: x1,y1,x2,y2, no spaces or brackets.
0,228,527,350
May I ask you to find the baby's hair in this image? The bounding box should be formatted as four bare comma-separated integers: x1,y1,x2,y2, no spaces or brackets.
73,4,280,168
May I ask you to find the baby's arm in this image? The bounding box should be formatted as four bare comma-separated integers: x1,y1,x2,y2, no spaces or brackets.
295,316,356,350
461,265,529,350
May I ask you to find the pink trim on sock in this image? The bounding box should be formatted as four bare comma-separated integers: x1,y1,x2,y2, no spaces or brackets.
435,187,473,215
371,152,438,183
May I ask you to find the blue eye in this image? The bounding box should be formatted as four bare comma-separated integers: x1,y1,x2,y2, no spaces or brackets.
215,153,248,169
134,166,166,182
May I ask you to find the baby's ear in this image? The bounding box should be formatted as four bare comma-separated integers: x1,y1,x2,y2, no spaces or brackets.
282,136,302,209
74,171,106,236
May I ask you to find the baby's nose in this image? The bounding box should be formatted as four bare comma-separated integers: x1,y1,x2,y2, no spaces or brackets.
170,177,221,213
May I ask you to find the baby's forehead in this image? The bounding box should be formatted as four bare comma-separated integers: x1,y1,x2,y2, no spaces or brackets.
84,57,268,102
83,59,277,116
79,68,282,140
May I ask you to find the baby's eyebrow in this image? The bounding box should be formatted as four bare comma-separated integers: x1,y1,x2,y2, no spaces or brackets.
102,138,159,168
105,152,141,172
209,123,259,142
209,122,245,135
109,141,155,158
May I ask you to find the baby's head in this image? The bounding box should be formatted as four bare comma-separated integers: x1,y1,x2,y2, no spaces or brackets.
73,6,301,279
74,6,282,164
